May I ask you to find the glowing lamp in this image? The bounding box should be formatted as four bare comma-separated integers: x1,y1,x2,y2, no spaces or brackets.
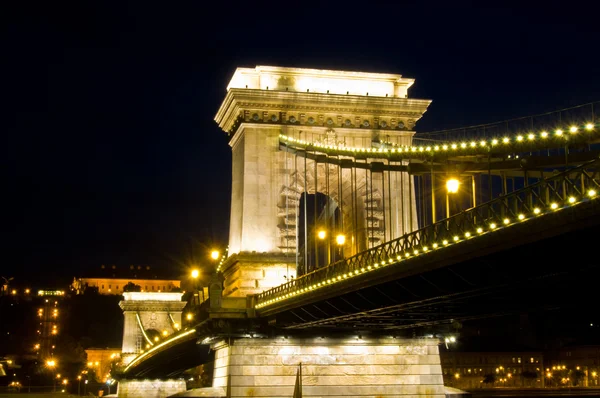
335,234,346,245
446,178,459,193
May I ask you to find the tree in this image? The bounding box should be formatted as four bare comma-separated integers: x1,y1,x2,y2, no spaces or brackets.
122,282,141,292
483,374,496,385
572,369,585,386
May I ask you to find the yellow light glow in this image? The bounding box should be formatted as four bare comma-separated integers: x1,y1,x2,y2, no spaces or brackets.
502,137,510,144
551,203,558,209
154,337,159,342
465,232,471,237
527,134,535,140
492,139,498,145
518,214,525,220
516,135,523,141
556,129,563,136
541,131,548,138
503,218,510,224
432,243,438,248
191,269,199,279
442,240,449,245
585,123,594,130
534,207,541,214
568,196,576,203
162,330,168,336
588,189,596,197
569,126,578,133
490,223,497,229
453,236,459,241
477,227,483,233
336,234,346,245
317,230,326,240
174,322,180,329
210,250,220,260
446,178,459,193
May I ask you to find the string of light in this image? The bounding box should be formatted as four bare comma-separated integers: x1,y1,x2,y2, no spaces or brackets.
280,123,597,158
255,188,598,309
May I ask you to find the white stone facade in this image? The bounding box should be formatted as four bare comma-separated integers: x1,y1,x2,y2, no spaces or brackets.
212,337,444,398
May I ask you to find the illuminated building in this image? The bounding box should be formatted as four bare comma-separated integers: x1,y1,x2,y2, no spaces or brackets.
72,264,180,295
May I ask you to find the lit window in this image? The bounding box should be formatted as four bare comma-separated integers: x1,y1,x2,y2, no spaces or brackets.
518,358,521,364
530,357,534,363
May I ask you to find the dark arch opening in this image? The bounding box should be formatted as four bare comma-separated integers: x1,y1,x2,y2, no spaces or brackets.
298,192,342,277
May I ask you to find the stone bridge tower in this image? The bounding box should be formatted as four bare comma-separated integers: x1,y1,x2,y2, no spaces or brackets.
215,66,431,297
119,292,187,366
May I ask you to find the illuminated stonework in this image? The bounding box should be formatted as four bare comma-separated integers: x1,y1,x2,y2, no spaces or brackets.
117,379,186,398
119,292,186,365
212,336,444,398
215,66,431,296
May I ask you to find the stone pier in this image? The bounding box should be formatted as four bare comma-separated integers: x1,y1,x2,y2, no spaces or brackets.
116,379,187,398
212,336,444,398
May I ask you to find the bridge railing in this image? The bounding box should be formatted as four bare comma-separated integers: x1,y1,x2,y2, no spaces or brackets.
256,157,600,307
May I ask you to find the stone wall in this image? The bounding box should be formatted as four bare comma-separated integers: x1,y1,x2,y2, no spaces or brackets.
116,379,186,398
212,337,444,397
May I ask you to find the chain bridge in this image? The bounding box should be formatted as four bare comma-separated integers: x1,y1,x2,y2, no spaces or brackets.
115,66,599,398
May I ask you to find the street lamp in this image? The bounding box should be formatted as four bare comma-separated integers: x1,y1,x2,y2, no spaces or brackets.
210,250,220,260
317,230,326,240
190,269,200,279
446,178,460,219
335,234,346,246
46,360,56,392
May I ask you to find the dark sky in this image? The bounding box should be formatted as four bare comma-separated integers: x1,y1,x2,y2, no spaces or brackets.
3,1,599,287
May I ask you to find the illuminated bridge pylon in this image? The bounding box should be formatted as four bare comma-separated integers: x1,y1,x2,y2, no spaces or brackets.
215,66,430,297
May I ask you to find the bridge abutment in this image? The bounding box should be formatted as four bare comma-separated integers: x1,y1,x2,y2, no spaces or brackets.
116,379,186,398
212,336,444,397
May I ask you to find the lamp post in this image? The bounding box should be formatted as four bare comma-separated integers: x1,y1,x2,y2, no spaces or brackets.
46,360,56,392
316,229,327,268
77,376,81,396
335,234,346,262
446,178,460,219
190,269,201,305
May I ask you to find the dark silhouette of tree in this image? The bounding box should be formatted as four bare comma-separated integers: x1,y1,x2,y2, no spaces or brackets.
122,282,141,292
483,373,496,385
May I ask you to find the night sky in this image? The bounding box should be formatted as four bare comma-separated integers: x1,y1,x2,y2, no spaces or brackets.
3,1,599,287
